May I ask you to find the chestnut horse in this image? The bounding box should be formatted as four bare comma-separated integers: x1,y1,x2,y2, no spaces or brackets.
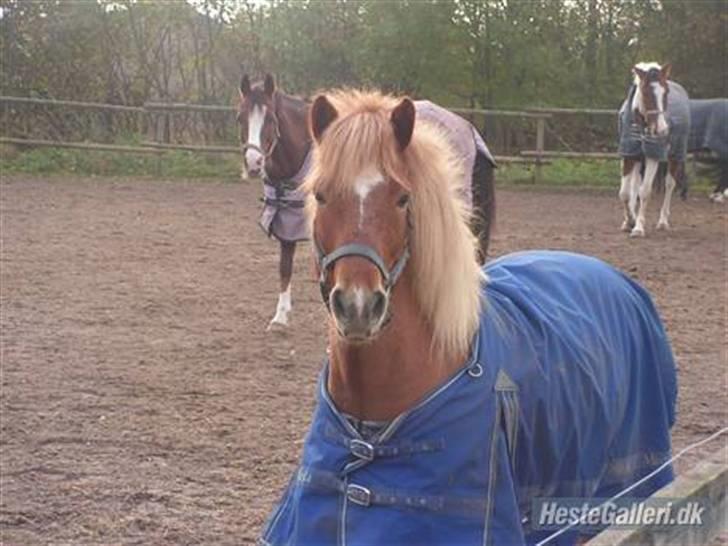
237,74,311,328
618,62,690,236
238,75,496,328
260,90,677,545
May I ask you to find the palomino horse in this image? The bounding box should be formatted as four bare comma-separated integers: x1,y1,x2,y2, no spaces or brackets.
238,75,496,328
259,90,677,545
618,62,690,236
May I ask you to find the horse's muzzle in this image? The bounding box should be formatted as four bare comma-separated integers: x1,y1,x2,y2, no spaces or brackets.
330,287,388,341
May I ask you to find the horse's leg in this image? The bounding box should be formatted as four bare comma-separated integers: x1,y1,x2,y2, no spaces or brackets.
657,160,679,229
631,158,659,237
471,151,495,263
619,158,639,231
268,240,296,328
628,159,642,229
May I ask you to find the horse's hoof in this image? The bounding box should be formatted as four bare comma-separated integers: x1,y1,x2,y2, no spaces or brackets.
710,192,724,203
656,221,669,230
630,227,645,238
620,221,633,232
267,317,288,331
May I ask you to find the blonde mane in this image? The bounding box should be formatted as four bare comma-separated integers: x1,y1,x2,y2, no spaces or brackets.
304,90,483,360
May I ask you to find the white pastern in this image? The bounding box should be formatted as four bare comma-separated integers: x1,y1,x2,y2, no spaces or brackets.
245,105,267,168
354,166,384,229
620,163,639,232
631,158,659,237
269,284,292,328
658,170,676,229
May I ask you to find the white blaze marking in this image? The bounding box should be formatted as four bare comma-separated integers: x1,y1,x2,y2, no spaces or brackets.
353,287,366,315
353,166,384,229
631,62,669,136
651,82,668,135
245,105,267,168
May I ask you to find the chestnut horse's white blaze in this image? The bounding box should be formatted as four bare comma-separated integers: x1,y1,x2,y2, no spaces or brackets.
354,166,384,229
244,105,267,175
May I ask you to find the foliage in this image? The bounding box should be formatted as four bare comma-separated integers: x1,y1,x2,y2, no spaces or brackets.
1,0,724,109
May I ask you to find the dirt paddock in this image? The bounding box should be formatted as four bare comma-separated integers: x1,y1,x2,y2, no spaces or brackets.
1,174,725,544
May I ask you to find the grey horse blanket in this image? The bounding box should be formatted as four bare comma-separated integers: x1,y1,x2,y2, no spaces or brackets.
415,100,496,207
260,251,677,546
259,102,495,241
259,150,313,242
687,99,728,158
618,81,690,161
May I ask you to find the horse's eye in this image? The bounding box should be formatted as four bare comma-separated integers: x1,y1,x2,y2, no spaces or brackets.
397,194,410,208
315,192,326,205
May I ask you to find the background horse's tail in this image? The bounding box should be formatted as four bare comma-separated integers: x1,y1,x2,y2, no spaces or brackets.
471,151,496,264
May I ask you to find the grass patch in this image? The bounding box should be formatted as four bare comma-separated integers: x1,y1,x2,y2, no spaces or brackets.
496,158,716,193
0,144,241,180
0,146,718,195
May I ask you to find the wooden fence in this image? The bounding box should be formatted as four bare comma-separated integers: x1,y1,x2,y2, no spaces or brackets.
0,95,627,180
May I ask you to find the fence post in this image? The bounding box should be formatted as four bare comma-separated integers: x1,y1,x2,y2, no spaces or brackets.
534,116,545,184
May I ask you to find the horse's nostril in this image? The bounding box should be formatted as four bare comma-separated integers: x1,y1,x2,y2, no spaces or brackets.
371,291,387,320
331,289,346,319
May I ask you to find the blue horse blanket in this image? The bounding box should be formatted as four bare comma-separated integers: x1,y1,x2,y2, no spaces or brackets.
687,99,728,159
618,81,691,161
260,251,677,546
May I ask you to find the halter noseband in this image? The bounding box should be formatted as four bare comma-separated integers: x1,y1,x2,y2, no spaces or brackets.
314,215,411,312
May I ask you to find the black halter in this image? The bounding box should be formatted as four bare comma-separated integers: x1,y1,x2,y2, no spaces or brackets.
314,226,411,311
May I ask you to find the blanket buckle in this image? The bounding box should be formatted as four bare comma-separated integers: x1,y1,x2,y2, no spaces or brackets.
350,439,375,461
346,483,371,507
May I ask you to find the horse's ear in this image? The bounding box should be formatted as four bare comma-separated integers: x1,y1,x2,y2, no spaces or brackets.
660,63,672,81
240,74,251,97
264,73,275,97
632,66,647,81
310,95,338,143
391,98,415,151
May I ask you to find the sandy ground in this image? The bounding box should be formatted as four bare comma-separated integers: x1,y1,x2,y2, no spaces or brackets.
1,175,725,544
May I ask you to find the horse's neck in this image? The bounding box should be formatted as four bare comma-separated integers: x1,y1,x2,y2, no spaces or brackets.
266,93,310,181
327,275,466,422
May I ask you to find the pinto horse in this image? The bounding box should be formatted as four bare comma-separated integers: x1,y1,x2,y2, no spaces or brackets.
238,75,496,328
259,90,677,545
618,62,690,236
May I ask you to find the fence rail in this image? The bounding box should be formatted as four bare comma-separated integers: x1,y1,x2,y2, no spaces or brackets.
1,95,624,178
0,95,146,113
0,137,162,154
